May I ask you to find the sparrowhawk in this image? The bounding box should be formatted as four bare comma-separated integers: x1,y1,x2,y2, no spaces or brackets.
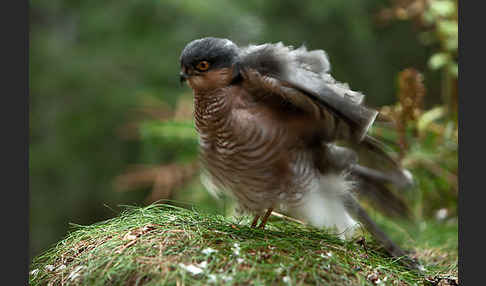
179,37,419,269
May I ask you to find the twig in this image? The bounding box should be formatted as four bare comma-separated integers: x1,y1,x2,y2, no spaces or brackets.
271,211,307,225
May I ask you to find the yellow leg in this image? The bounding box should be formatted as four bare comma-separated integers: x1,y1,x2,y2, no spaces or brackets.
251,215,260,228
257,208,273,229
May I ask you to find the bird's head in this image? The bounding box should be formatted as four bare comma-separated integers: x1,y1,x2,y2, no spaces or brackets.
179,37,240,91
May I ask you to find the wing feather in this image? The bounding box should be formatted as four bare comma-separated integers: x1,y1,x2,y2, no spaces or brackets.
237,43,414,220
237,42,377,141
240,67,322,119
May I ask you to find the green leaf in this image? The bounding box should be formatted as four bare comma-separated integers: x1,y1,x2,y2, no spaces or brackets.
417,106,445,134
438,20,458,37
428,53,450,70
429,0,456,18
448,63,458,77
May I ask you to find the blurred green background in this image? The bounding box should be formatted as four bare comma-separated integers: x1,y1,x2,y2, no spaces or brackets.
30,0,457,259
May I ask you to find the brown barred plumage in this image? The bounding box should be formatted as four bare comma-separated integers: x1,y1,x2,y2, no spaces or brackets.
179,37,421,270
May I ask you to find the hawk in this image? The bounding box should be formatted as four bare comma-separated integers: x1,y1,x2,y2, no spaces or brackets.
179,37,419,269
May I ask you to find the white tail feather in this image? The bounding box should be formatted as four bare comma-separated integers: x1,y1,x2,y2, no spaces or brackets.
288,173,358,239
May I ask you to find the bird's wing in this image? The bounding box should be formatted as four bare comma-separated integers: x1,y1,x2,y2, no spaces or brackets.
236,42,378,142
325,141,413,219
236,43,414,217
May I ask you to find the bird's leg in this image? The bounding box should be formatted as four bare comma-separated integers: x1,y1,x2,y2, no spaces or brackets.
257,207,274,229
250,215,260,228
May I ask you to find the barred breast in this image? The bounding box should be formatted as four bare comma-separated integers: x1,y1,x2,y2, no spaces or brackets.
194,86,328,214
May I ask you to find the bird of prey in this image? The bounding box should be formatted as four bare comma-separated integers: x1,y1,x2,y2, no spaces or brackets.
179,37,419,269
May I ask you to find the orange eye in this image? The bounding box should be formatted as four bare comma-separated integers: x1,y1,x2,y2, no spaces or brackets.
195,61,210,71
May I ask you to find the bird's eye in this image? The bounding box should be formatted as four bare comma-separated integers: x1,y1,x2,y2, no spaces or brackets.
195,61,210,71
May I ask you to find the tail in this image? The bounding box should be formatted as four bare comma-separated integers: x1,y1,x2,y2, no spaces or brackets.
350,164,412,219
351,135,414,219
318,135,421,270
342,192,423,271
325,137,414,219
341,135,421,270
357,135,414,188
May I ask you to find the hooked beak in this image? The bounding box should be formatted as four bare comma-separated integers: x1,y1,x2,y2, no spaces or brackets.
179,71,189,86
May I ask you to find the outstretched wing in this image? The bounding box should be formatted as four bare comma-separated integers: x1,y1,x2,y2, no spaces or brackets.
236,42,414,218
236,42,378,142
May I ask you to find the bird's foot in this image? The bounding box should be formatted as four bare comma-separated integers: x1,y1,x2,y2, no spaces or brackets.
250,215,260,228
257,208,273,229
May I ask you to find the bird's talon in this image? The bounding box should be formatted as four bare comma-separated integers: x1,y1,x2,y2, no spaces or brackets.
257,222,267,229
256,208,273,230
